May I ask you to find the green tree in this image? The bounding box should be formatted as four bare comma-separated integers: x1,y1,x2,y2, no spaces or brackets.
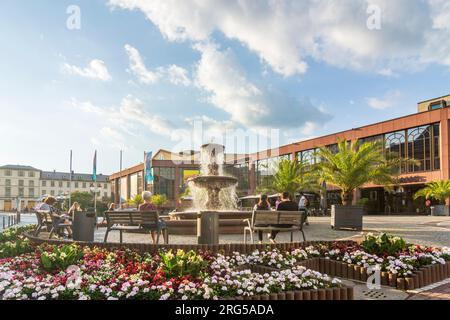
271,159,318,197
64,191,94,210
414,180,450,205
316,139,404,206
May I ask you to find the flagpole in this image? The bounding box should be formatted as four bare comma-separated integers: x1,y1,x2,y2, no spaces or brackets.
119,150,123,208
93,150,97,225
69,150,72,210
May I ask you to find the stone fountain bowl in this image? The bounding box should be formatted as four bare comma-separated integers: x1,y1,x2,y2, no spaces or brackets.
187,175,238,189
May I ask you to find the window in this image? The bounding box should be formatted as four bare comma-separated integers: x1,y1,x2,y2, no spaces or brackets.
42,180,47,187
29,180,34,187
29,188,35,197
5,179,11,186
19,188,24,197
51,181,55,187
429,101,446,110
153,167,176,199
82,182,86,188
433,124,441,170
42,190,47,195
18,171,24,177
256,157,279,189
75,182,79,188
408,126,432,172
385,130,406,173
58,181,63,187
225,162,249,190
5,170,12,176
18,180,24,187
5,187,11,197
50,190,55,196
28,171,35,177
104,183,108,189
104,192,108,198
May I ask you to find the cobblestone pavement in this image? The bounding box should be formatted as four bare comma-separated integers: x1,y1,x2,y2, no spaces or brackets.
94,215,450,247
407,282,450,300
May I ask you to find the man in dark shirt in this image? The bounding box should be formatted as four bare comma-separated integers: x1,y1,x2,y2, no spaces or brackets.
269,191,299,243
277,191,299,211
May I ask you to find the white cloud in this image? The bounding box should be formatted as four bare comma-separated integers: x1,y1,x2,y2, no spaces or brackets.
165,65,191,86
366,90,402,110
124,44,191,86
68,96,177,142
63,59,112,81
194,42,331,130
110,0,450,76
124,44,161,84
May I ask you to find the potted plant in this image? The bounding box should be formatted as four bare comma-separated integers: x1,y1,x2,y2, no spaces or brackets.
317,139,403,230
126,194,143,208
414,180,450,216
151,194,168,211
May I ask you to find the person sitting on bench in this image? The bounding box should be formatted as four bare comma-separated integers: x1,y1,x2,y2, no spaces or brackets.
269,191,298,243
138,191,166,244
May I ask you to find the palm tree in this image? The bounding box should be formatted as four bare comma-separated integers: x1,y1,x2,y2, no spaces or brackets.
271,159,318,197
414,180,450,205
126,194,143,207
316,139,403,206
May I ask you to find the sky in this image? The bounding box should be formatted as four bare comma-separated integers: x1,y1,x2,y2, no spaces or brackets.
1,0,450,174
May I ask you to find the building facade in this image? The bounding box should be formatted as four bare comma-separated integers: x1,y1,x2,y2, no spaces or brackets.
0,165,41,211
110,94,450,214
0,165,111,212
110,149,249,208
40,171,111,200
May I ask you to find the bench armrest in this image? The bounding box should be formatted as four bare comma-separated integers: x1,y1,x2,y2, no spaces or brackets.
243,218,252,229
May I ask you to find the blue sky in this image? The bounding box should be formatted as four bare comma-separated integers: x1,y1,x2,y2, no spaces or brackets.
1,0,450,174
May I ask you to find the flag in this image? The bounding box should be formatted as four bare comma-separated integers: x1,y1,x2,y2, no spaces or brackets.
92,150,97,182
144,151,153,183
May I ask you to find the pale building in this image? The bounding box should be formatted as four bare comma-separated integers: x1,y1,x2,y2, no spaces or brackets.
0,165,41,211
40,171,111,200
0,165,111,212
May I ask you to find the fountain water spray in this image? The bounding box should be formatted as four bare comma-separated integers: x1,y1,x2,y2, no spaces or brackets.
188,144,238,211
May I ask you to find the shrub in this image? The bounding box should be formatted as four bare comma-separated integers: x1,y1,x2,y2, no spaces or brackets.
361,233,407,256
0,239,33,258
40,244,84,272
159,249,208,278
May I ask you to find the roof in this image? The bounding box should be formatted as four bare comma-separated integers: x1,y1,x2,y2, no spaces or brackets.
41,171,109,182
0,165,40,171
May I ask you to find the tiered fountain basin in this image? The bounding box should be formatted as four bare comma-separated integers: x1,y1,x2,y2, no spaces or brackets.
167,210,252,235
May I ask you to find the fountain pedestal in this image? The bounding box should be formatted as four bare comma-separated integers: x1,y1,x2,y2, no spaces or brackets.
197,211,219,245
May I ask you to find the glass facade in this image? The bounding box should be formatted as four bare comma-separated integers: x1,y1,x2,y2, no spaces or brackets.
154,167,176,199
225,162,250,191
256,154,291,189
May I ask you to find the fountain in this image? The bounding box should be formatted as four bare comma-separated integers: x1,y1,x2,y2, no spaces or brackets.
188,144,238,211
169,143,249,245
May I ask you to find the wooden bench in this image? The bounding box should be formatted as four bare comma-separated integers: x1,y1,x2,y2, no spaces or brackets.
243,210,307,244
104,210,168,244
34,210,52,236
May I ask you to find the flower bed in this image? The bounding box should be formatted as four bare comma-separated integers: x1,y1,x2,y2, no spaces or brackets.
2,231,449,299
226,234,450,291
0,244,348,300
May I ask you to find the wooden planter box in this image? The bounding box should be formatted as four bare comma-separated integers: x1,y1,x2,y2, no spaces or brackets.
331,205,363,231
430,205,450,216
225,287,353,300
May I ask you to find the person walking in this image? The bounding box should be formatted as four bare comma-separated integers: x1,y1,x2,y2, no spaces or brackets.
298,192,310,226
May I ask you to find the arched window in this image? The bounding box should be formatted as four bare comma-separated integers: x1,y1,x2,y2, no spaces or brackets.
385,131,406,173
407,126,431,172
